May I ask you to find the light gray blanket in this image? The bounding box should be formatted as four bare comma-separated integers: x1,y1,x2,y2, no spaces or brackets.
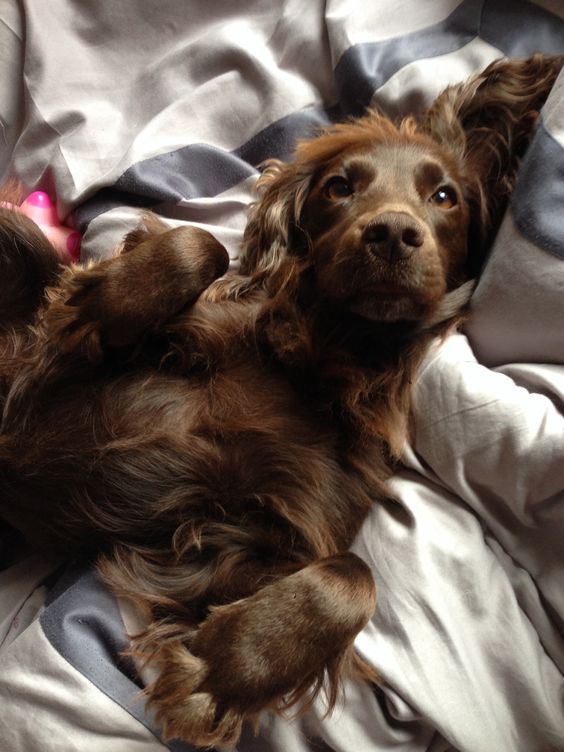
0,2,563,751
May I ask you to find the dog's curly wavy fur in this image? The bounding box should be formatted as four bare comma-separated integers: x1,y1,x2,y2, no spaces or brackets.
0,55,561,747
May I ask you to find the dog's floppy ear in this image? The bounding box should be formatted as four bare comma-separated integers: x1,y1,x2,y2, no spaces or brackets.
240,159,313,276
423,53,563,274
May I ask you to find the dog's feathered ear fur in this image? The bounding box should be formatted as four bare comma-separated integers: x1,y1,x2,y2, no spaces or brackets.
240,159,313,277
422,53,563,274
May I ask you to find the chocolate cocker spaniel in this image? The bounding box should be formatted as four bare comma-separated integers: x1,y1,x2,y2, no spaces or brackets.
0,55,561,747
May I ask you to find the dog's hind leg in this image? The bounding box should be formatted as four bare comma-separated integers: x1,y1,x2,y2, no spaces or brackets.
0,206,61,330
130,552,376,748
0,204,63,413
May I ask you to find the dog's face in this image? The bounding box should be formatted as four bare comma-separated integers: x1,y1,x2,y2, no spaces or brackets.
299,137,470,322
242,113,481,323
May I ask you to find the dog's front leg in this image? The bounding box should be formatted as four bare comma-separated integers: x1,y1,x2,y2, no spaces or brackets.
46,221,230,357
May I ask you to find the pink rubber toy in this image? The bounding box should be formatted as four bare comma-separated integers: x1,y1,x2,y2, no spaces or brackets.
1,191,81,263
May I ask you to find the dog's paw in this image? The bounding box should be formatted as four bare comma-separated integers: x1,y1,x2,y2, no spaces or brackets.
144,647,247,748
44,224,229,357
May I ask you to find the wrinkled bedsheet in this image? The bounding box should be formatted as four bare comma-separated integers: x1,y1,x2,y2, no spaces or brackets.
0,2,563,751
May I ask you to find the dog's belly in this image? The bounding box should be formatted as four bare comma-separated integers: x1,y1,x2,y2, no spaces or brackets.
0,360,376,559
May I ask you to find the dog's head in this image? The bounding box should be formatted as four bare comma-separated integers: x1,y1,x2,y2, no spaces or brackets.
241,55,562,324
242,114,474,323
299,118,471,323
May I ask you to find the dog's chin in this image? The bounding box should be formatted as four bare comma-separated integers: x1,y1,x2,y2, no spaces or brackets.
347,290,432,322
347,279,475,326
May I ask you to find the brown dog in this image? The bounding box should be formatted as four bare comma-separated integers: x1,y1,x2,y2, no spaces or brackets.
0,55,561,747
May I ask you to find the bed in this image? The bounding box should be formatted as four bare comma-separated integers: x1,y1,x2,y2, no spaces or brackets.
0,1,563,750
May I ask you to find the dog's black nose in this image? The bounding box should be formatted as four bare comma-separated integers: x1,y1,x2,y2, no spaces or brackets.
363,212,424,262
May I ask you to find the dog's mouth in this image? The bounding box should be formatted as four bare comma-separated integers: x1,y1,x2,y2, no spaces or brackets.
313,238,447,321
355,268,422,299
346,271,442,322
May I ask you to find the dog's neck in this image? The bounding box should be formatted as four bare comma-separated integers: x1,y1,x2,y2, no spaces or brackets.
256,267,473,453
313,304,424,364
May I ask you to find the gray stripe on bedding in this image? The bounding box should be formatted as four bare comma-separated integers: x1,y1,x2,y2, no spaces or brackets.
334,0,481,116
480,0,564,55
73,0,564,232
510,119,564,260
336,0,564,116
40,566,198,752
75,107,337,230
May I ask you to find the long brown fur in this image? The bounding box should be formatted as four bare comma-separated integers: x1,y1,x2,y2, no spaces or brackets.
0,55,561,748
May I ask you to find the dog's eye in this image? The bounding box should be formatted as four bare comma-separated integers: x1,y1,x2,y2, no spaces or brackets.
324,176,353,200
430,186,458,209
